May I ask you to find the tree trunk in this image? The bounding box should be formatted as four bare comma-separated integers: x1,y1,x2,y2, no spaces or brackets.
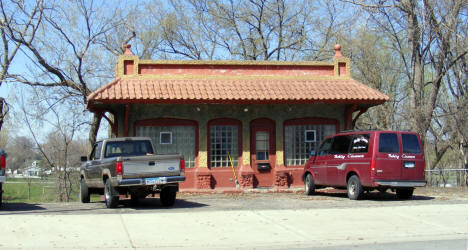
88,112,102,148
0,97,5,131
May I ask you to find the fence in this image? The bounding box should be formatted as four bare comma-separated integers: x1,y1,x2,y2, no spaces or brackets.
425,169,468,187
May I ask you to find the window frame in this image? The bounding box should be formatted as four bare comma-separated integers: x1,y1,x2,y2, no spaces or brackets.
304,130,316,143
283,117,339,166
207,118,242,168
159,131,173,145
134,118,199,168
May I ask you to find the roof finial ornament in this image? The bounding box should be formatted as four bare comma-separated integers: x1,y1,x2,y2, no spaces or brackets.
334,44,343,58
123,44,133,55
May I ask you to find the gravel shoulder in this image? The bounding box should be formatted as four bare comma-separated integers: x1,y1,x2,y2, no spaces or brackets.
1,187,467,215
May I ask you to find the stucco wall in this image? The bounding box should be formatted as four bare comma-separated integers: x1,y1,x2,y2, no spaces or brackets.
117,103,345,168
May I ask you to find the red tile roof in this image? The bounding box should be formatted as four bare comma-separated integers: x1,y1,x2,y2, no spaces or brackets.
88,77,389,105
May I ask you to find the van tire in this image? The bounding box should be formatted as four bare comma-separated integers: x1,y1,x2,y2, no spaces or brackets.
104,179,119,208
304,174,315,195
396,188,414,199
80,179,90,203
347,175,363,200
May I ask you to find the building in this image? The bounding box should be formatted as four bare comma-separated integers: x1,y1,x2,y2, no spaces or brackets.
87,44,388,190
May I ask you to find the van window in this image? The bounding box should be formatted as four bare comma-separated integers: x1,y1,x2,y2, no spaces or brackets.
330,135,352,154
402,134,421,154
317,138,333,156
350,134,370,153
379,133,399,153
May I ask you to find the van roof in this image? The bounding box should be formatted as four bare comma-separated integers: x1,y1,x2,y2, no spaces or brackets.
336,130,419,135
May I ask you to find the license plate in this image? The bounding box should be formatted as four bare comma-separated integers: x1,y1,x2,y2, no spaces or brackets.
404,162,415,168
145,177,167,185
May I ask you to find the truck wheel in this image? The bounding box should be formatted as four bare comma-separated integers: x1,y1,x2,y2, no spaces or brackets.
0,183,3,208
104,179,119,208
396,188,414,199
160,187,176,207
347,175,363,200
304,174,315,196
80,179,90,203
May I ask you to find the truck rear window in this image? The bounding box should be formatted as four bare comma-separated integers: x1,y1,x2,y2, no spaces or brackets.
402,134,421,154
104,140,154,158
378,133,399,153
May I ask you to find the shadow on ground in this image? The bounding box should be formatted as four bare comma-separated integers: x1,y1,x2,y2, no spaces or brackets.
0,198,208,215
312,190,435,201
114,197,209,210
0,203,46,213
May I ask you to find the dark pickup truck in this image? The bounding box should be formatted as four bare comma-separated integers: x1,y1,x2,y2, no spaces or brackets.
80,137,185,208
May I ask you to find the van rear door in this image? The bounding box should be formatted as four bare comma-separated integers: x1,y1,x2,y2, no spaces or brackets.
400,133,425,181
374,132,402,180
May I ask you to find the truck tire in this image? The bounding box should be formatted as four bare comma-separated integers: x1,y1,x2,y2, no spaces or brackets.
347,175,363,200
396,188,414,199
160,187,176,207
104,179,119,208
0,183,3,208
304,174,315,196
80,179,90,203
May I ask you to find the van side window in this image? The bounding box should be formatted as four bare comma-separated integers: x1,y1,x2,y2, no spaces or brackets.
379,133,399,153
402,134,421,154
317,138,333,156
330,135,352,154
350,134,370,153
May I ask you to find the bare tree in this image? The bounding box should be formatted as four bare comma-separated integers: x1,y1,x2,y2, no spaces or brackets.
1,0,134,147
5,135,38,174
129,0,355,61
344,0,467,171
0,0,43,131
18,87,87,201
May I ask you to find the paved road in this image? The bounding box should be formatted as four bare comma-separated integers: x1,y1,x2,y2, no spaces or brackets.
0,190,467,249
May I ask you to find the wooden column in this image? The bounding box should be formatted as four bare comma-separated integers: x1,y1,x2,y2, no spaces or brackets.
124,104,130,137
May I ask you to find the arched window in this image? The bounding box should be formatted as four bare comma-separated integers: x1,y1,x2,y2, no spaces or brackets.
134,118,198,168
208,118,242,168
284,118,339,166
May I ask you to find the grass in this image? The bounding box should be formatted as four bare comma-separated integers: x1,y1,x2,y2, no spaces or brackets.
2,176,81,203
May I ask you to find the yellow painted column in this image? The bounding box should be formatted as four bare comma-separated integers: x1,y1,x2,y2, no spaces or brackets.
242,118,250,166
276,119,284,166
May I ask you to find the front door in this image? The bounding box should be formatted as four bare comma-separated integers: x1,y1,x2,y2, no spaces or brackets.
250,118,275,187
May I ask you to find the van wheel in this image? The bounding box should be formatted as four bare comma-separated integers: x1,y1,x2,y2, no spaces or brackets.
80,179,90,203
304,174,315,195
347,175,363,200
104,179,119,208
160,187,176,207
396,188,414,199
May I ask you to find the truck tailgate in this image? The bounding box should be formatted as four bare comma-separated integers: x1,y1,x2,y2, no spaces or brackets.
122,155,181,178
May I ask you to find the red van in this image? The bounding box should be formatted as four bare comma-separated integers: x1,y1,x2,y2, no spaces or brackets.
303,130,426,200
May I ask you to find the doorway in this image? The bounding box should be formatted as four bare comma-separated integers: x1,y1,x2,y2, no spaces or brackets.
250,118,276,187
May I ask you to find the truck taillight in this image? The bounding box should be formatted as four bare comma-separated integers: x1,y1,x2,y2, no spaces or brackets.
115,161,123,176
0,155,5,169
180,158,185,173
